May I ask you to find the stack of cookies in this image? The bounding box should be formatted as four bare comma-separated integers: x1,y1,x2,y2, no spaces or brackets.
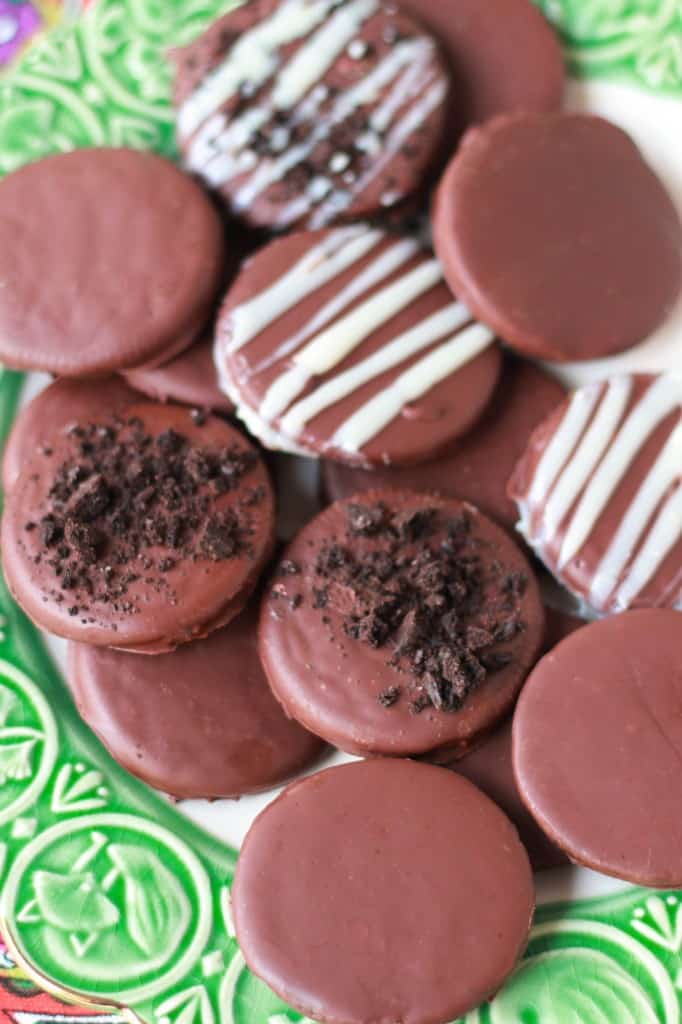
0,0,680,1020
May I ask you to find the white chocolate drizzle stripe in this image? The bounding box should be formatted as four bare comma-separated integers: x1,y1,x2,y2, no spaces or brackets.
331,322,495,453
525,383,602,519
252,237,420,374
231,38,436,210
259,257,443,419
307,75,447,229
558,374,682,568
227,225,381,352
542,377,632,541
292,258,443,375
271,0,378,109
613,486,682,610
590,419,682,606
178,0,339,138
279,302,471,437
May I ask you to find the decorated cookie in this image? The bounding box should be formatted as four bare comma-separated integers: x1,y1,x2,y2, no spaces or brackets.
2,377,140,493
259,491,544,757
0,149,225,376
321,356,564,528
398,0,563,136
509,373,681,615
123,334,233,413
172,0,451,232
433,113,682,362
233,759,534,1024
67,602,324,800
215,225,501,466
513,609,682,887
430,605,583,872
2,404,275,652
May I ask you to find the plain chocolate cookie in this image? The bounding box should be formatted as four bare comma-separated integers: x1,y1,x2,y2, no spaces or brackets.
67,602,324,799
0,149,225,376
513,609,682,886
233,759,534,1024
433,113,682,361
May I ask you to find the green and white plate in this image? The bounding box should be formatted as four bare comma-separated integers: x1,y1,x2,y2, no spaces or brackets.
0,2,681,1021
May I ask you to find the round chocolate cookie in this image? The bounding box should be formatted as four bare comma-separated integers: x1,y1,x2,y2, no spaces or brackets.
3,377,140,494
215,225,501,466
172,0,450,231
2,404,275,653
123,334,233,413
67,602,324,799
259,491,545,757
509,373,681,615
0,149,225,376
399,0,563,136
321,356,564,528
233,759,534,1024
513,609,682,886
433,113,682,362
431,606,583,872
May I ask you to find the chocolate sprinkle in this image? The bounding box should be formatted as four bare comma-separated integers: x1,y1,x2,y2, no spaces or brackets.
24,416,262,616
309,502,526,713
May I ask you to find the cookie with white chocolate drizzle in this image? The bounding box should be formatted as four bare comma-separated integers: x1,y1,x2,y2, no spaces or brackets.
172,0,451,231
508,373,681,615
214,224,502,466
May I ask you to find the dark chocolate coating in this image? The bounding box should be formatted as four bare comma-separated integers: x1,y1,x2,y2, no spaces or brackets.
2,403,275,652
440,720,566,872
0,149,225,376
2,377,140,494
67,603,324,799
233,759,534,1024
321,357,564,528
433,114,682,361
172,0,450,231
398,0,563,137
259,490,545,756
217,227,502,466
513,609,682,886
433,607,584,872
123,335,233,413
508,373,681,615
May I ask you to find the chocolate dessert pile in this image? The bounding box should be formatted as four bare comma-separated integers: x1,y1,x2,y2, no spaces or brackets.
0,2,680,1021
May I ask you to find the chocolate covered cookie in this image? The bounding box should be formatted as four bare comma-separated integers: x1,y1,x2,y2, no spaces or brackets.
322,357,564,528
3,377,140,494
2,404,275,652
0,149,226,376
433,113,682,361
259,491,544,756
513,609,682,886
215,225,501,465
509,373,681,615
233,759,534,1024
400,0,562,144
172,0,451,231
67,601,323,799
123,334,233,413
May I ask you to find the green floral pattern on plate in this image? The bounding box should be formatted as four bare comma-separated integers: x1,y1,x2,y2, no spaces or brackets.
539,0,682,93
0,0,681,1020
